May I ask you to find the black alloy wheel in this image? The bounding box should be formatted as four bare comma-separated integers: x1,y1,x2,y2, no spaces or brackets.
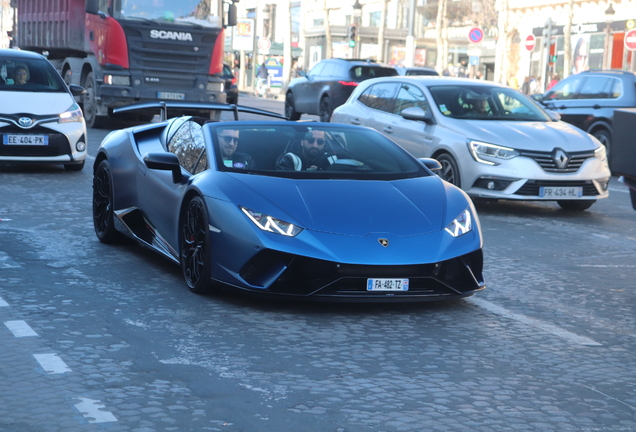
180,196,212,294
435,153,461,187
557,200,596,211
93,159,123,243
592,129,611,158
319,96,333,123
285,93,301,120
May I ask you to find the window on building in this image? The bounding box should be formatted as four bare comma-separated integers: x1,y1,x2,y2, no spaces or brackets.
369,11,381,27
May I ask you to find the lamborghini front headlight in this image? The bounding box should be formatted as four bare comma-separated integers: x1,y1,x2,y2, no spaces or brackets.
445,209,472,237
241,207,303,237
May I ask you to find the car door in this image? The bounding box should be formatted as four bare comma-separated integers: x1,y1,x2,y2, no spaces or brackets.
385,83,439,158
358,82,401,132
295,62,325,113
542,74,585,128
569,76,623,131
137,119,208,250
543,75,623,131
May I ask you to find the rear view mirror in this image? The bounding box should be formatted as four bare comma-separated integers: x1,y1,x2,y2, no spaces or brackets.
401,107,435,125
547,110,561,121
143,152,183,183
69,84,86,97
419,158,442,173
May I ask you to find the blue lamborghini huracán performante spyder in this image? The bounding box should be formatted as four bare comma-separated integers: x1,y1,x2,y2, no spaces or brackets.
92,102,485,301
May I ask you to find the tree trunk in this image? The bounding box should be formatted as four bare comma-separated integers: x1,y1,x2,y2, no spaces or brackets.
282,0,293,92
563,0,574,79
378,0,389,62
324,1,332,59
435,0,445,72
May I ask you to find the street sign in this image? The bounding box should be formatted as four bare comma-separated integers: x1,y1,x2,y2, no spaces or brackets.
525,34,536,51
232,19,254,51
468,27,484,44
625,29,636,51
258,37,271,51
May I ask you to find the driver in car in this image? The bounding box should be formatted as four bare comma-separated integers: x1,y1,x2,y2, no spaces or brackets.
218,128,254,169
276,130,338,171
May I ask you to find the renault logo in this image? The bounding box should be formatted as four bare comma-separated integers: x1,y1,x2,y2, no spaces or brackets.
553,148,569,169
18,117,33,127
378,239,389,247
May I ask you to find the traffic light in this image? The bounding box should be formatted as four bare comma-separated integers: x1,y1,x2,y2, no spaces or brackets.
542,19,558,48
347,25,357,42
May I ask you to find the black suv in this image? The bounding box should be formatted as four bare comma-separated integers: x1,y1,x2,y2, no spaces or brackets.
534,70,636,155
285,59,398,122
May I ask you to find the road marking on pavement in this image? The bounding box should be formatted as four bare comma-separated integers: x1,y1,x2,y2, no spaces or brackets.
0,297,8,307
468,298,603,346
74,397,117,423
33,353,71,374
608,187,628,193
577,264,636,268
4,320,38,337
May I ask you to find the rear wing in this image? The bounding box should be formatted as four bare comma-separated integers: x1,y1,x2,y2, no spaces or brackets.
113,101,288,122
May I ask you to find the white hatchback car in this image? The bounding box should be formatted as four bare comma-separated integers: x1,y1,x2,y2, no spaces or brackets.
331,77,611,211
0,49,87,171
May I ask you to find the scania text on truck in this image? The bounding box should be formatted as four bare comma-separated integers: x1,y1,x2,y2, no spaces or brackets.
14,0,238,127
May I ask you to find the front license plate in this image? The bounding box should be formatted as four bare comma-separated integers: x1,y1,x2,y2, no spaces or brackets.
158,91,185,100
367,278,409,291
3,134,49,145
539,186,583,199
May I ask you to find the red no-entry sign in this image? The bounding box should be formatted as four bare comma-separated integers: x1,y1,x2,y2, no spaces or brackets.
625,29,636,51
525,34,536,51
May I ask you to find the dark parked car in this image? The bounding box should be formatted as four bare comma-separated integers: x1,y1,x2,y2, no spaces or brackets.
285,59,398,122
394,66,439,77
219,63,238,105
534,70,636,156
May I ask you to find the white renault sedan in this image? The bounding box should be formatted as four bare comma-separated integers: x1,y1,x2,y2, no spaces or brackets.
0,49,87,171
331,77,611,211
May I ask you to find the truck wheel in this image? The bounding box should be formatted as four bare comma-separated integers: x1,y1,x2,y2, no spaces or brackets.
82,72,106,129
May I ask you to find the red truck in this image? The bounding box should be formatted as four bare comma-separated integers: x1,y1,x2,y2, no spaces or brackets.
14,0,237,127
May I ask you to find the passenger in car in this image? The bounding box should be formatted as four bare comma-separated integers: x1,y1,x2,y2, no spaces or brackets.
217,128,254,169
276,130,338,171
13,63,29,85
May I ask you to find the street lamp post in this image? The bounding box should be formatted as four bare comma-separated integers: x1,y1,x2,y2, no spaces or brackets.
352,0,362,58
603,2,615,69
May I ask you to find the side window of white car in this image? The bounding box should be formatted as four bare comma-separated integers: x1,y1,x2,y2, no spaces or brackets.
361,82,400,113
167,121,208,175
393,84,428,115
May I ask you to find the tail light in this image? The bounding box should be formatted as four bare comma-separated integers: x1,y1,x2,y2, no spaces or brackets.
232,76,237,85
338,81,359,86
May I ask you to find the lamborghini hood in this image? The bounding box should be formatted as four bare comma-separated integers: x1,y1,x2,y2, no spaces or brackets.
229,175,447,237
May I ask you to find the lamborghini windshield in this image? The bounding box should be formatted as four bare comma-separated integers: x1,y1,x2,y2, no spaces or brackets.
428,84,551,122
116,0,220,27
208,123,431,180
